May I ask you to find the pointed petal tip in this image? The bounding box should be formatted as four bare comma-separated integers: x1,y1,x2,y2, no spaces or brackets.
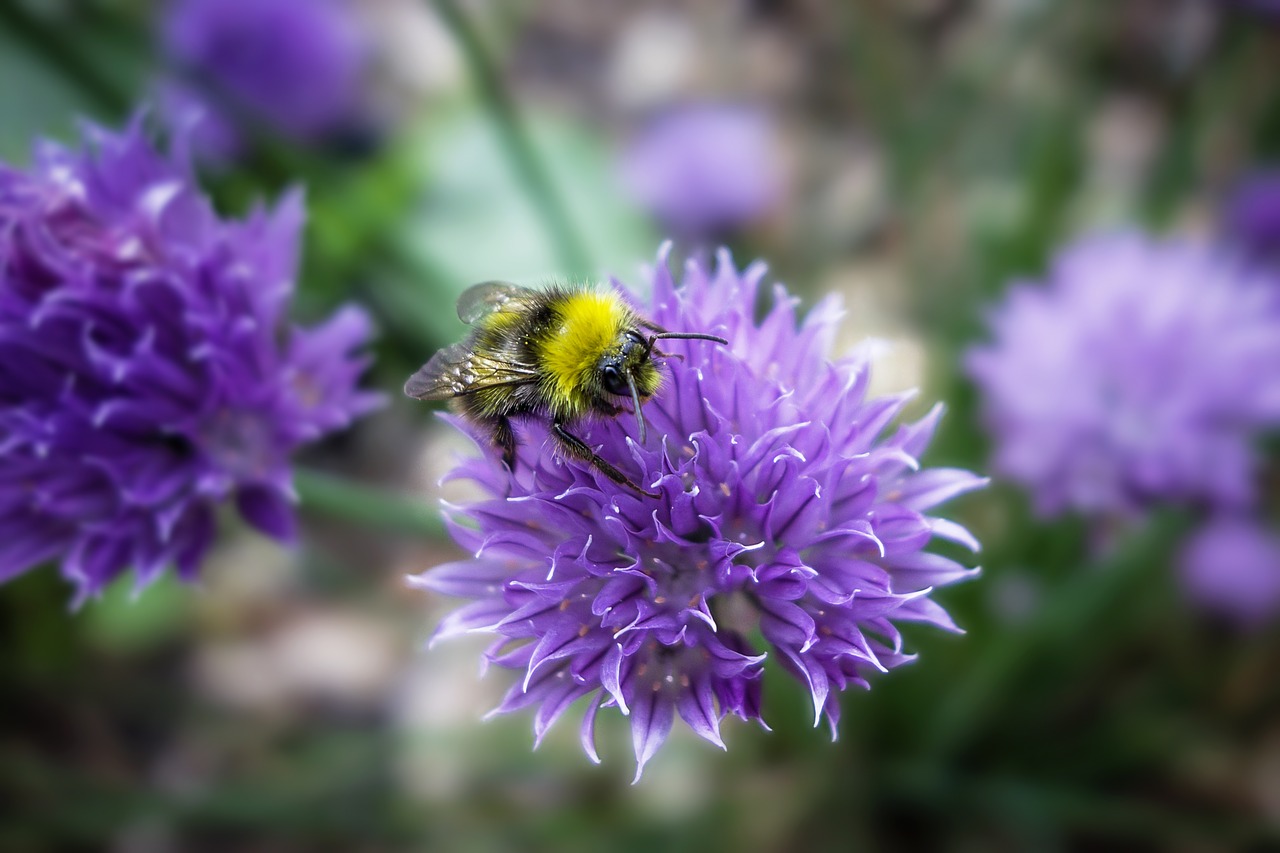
423,631,444,652
705,729,727,752
630,748,659,785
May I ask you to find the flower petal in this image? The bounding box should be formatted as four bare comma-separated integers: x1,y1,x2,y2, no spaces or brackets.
630,684,675,783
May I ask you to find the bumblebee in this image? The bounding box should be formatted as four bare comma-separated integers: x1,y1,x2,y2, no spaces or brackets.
405,281,727,498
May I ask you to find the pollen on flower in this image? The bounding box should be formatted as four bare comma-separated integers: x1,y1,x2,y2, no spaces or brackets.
412,243,986,779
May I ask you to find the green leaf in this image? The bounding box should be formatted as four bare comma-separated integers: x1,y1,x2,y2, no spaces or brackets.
397,106,655,296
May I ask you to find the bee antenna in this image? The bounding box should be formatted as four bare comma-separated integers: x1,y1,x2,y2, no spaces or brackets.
653,332,730,346
626,373,647,444
643,331,728,359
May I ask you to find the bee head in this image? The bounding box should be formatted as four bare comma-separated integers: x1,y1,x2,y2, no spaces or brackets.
598,329,661,397
596,328,727,443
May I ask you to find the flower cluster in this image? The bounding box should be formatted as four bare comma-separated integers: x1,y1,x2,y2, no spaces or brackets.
967,232,1280,518
968,232,1280,624
413,245,985,779
0,119,381,603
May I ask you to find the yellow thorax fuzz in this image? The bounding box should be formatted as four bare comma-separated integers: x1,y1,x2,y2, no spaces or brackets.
539,290,632,415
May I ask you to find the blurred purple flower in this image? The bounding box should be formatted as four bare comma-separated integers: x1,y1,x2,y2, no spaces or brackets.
411,244,985,780
620,105,783,238
0,118,382,604
1179,517,1280,626
1224,170,1280,264
160,0,367,154
967,232,1280,517
1231,0,1280,19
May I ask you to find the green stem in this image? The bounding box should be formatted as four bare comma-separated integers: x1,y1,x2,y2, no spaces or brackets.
294,468,444,539
430,0,593,275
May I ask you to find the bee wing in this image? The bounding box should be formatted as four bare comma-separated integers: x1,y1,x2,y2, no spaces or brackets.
404,341,539,400
456,281,536,325
404,342,473,400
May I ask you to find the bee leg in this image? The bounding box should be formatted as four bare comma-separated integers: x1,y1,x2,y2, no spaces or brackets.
551,421,659,499
492,416,517,470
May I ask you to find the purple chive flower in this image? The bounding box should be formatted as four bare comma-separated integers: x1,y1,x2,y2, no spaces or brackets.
620,105,783,238
160,0,368,154
1224,170,1280,265
411,244,985,780
0,118,382,604
1178,517,1280,626
967,232,1280,518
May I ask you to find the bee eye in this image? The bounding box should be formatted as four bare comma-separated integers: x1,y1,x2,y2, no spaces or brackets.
601,365,627,395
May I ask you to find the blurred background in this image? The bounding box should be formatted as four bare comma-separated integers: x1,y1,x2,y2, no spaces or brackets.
3,0,1280,850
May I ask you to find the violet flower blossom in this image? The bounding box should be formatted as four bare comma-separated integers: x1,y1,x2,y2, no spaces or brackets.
159,0,368,158
0,118,381,604
620,105,783,239
967,232,1280,518
411,245,985,780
